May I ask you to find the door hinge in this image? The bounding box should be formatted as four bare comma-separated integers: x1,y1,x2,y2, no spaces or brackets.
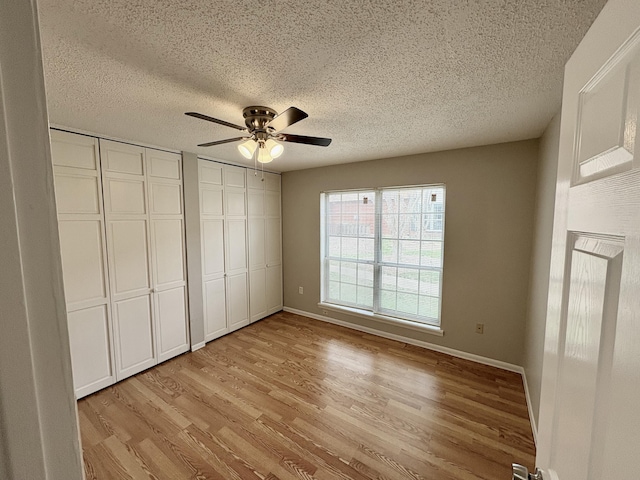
512,464,543,480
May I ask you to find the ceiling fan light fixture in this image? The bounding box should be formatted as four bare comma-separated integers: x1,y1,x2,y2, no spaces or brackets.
257,145,273,164
237,139,257,159
266,139,284,158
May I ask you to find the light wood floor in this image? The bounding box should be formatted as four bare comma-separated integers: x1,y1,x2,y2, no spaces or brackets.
78,311,535,480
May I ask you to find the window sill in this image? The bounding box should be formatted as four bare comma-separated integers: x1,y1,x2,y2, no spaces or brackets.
317,302,444,337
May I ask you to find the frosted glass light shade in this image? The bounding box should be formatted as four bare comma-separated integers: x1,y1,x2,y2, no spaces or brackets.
266,139,284,158
238,139,257,159
257,146,273,163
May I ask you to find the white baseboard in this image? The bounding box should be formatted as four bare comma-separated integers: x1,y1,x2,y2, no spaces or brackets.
283,306,522,373
190,341,206,352
520,367,538,446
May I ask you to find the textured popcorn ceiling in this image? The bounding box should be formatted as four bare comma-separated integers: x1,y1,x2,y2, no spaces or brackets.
38,0,607,172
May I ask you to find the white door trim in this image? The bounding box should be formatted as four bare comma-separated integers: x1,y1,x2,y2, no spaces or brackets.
0,0,83,478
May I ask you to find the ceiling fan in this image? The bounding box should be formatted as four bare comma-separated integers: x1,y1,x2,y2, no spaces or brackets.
185,106,331,163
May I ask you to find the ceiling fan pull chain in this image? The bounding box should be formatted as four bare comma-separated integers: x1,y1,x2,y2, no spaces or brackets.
253,142,258,176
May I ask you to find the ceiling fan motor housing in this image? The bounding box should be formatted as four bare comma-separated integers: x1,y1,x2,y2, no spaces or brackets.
243,106,277,141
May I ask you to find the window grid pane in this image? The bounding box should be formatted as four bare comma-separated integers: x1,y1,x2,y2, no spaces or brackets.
324,185,444,325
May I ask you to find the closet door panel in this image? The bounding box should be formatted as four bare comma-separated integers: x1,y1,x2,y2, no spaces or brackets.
204,278,227,340
248,218,266,269
201,187,223,215
265,191,280,217
51,133,98,170
102,142,144,175
227,219,247,271
148,151,181,180
151,219,185,287
226,191,246,216
54,173,101,214
113,295,154,378
105,178,146,214
147,149,189,362
266,265,283,313
203,219,225,276
266,217,282,265
200,162,223,185
51,130,115,398
150,183,182,215
67,305,113,395
247,190,264,216
227,272,249,330
109,220,151,296
249,268,267,321
58,220,107,306
264,173,280,192
225,168,245,188
155,286,188,361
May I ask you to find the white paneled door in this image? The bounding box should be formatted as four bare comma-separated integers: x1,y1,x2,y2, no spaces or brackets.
537,2,640,479
53,132,189,396
147,149,189,363
101,140,156,380
200,161,228,341
51,130,115,398
248,172,283,322
101,140,189,382
224,165,250,331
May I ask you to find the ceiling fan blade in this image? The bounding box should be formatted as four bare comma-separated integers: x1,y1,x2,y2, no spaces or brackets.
185,112,246,131
279,133,332,147
197,137,248,147
266,107,308,132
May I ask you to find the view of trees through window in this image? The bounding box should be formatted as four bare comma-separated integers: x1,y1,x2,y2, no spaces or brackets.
322,185,445,326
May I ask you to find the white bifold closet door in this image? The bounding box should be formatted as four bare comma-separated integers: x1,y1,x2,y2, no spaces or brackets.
199,160,250,342
101,139,188,381
248,172,283,322
224,165,250,331
147,149,189,362
51,130,115,398
199,161,227,341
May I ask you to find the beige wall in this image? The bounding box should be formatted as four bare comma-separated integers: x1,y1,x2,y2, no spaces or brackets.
282,140,539,366
523,113,561,431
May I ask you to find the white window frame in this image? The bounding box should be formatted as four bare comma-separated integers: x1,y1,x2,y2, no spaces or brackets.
319,184,445,336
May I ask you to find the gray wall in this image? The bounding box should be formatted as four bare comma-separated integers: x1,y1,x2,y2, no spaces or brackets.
522,113,561,431
282,140,539,366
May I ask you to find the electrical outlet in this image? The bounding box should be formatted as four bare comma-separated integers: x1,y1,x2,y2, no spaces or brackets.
475,323,484,334
298,286,304,294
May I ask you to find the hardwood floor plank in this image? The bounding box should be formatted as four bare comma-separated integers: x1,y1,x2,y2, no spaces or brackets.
76,311,535,479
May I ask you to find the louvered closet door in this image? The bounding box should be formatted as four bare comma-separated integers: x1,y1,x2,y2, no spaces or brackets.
51,130,115,398
199,160,228,341
147,150,189,362
100,139,155,380
224,165,249,331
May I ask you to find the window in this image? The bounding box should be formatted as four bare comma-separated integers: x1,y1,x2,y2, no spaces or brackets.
321,185,445,327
